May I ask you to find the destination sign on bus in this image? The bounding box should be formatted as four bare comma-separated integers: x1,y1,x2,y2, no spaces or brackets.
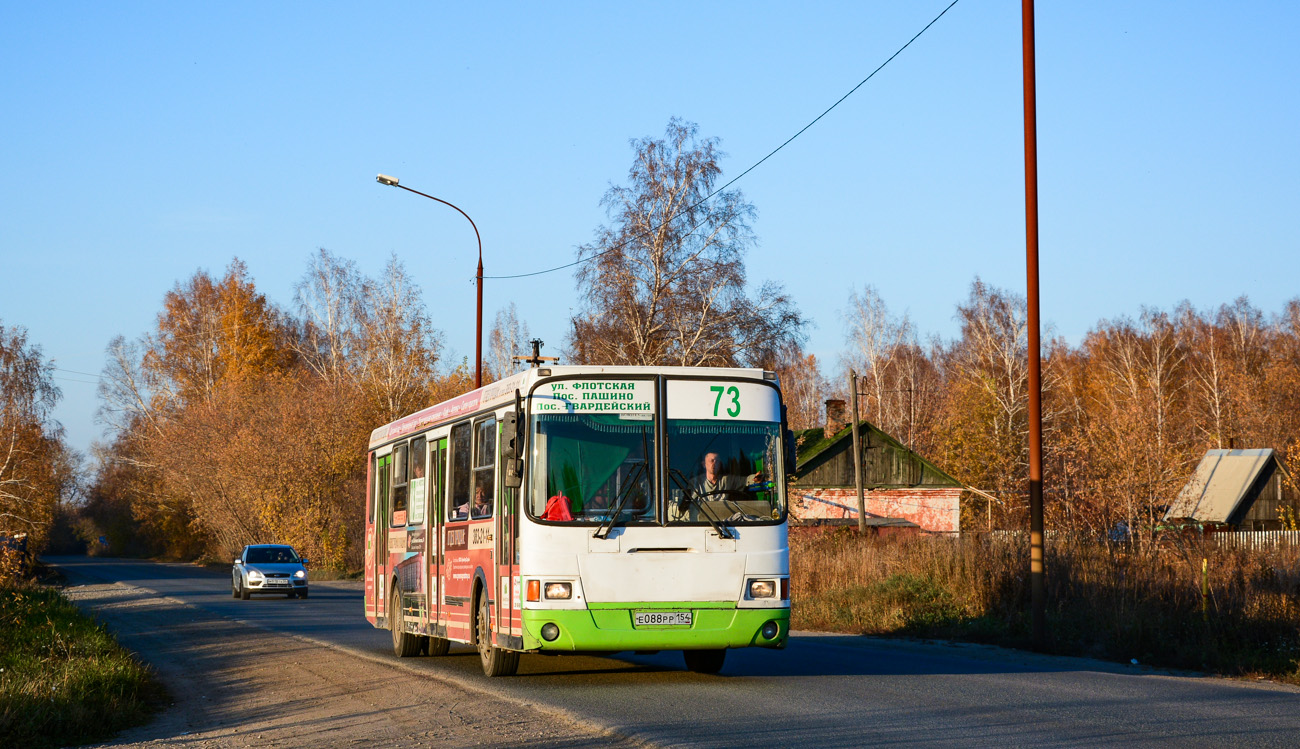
530,380,654,415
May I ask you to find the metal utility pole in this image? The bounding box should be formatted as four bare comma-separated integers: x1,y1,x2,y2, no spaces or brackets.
376,174,486,389
1021,0,1046,648
849,370,866,533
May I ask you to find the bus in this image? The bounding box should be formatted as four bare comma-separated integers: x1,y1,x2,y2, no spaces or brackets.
363,365,793,676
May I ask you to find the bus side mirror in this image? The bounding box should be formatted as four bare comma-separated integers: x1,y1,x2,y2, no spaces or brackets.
504,458,523,489
785,429,797,476
501,411,520,459
501,390,524,489
781,404,797,476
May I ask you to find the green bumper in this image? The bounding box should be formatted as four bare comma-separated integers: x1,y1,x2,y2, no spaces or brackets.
521,603,789,651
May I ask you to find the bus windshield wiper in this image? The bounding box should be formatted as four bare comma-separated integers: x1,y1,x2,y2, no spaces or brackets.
668,468,734,539
592,461,645,540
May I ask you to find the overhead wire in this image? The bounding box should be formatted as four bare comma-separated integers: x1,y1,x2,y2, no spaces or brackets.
482,0,963,281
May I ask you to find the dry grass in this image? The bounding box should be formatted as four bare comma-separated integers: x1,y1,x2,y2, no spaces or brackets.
790,527,1300,681
0,580,163,748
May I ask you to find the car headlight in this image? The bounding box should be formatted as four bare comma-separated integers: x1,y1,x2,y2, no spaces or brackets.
748,579,776,599
544,582,572,600
294,570,306,579
247,570,264,582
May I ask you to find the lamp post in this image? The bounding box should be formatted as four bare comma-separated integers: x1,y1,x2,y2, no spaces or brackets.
376,174,485,389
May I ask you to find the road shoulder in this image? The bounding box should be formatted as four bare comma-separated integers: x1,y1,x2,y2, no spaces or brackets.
62,580,641,748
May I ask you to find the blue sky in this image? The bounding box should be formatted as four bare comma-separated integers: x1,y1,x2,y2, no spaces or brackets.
3,2,1297,458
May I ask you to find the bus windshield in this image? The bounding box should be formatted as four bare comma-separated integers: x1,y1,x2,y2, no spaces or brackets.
529,413,656,524
666,419,786,525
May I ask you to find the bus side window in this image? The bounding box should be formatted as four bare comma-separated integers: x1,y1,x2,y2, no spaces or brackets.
409,436,427,525
366,452,375,523
391,443,409,526
449,423,471,521
472,417,496,519
377,455,390,529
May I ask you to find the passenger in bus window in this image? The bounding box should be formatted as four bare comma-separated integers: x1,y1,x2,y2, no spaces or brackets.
471,485,492,519
584,487,610,514
452,500,469,520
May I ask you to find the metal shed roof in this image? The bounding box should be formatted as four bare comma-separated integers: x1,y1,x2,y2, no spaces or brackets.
1164,449,1276,523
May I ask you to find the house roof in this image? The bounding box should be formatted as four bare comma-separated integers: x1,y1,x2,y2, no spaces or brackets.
793,420,961,488
1164,449,1276,523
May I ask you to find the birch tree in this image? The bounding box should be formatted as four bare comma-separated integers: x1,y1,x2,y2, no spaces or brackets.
487,302,530,381
569,118,804,367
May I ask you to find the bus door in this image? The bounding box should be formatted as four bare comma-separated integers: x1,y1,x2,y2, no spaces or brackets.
498,417,520,640
364,452,376,620
374,453,391,620
498,479,518,639
472,417,498,641
442,422,473,640
429,438,446,633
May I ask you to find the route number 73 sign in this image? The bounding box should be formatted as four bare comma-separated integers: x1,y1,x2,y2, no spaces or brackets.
666,380,780,422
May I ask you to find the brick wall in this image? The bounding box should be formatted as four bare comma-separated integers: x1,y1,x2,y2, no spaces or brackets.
791,487,961,534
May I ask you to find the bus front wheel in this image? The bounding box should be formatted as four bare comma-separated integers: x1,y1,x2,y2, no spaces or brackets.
683,649,726,674
475,591,519,677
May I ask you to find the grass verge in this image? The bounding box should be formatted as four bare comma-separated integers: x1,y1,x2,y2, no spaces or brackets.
0,581,164,748
791,527,1300,682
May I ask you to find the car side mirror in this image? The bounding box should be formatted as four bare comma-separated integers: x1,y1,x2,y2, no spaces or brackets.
301,558,309,567
234,557,242,565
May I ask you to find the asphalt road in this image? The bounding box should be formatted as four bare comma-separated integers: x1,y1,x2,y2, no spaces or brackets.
49,556,1300,747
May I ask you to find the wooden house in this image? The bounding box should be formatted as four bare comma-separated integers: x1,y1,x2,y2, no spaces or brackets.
789,400,962,534
1164,449,1299,530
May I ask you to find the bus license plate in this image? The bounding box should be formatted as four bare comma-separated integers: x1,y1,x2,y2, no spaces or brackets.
635,611,691,627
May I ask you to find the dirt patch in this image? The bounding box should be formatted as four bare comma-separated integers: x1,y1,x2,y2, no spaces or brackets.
63,583,643,748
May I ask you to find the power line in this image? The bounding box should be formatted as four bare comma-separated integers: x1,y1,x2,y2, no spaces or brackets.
52,367,101,378
483,0,963,281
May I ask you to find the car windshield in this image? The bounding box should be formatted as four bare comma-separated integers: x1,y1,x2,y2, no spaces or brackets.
246,547,299,564
529,413,656,525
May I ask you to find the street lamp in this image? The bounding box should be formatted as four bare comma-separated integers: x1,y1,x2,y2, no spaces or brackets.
376,174,485,389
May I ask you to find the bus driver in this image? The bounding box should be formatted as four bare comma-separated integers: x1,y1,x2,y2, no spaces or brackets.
689,452,763,497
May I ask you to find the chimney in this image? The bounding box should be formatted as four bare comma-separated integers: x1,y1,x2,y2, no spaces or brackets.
825,399,847,437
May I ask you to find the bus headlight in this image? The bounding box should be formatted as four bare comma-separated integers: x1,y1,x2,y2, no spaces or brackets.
748,579,776,599
761,620,781,640
544,582,572,600
541,623,561,641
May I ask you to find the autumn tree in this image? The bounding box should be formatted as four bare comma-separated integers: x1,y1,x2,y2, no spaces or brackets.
763,342,829,432
569,118,805,367
293,248,367,385
144,259,293,409
0,321,75,553
841,286,942,452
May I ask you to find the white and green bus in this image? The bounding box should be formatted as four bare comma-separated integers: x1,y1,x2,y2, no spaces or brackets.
365,365,792,676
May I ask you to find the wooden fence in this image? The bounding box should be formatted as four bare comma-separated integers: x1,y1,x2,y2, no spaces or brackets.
1212,530,1300,550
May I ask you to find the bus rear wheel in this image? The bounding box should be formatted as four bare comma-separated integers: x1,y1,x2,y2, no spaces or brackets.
475,591,519,677
683,649,726,674
390,588,420,657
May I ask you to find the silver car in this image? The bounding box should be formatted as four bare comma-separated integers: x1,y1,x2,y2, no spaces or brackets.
232,544,309,599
